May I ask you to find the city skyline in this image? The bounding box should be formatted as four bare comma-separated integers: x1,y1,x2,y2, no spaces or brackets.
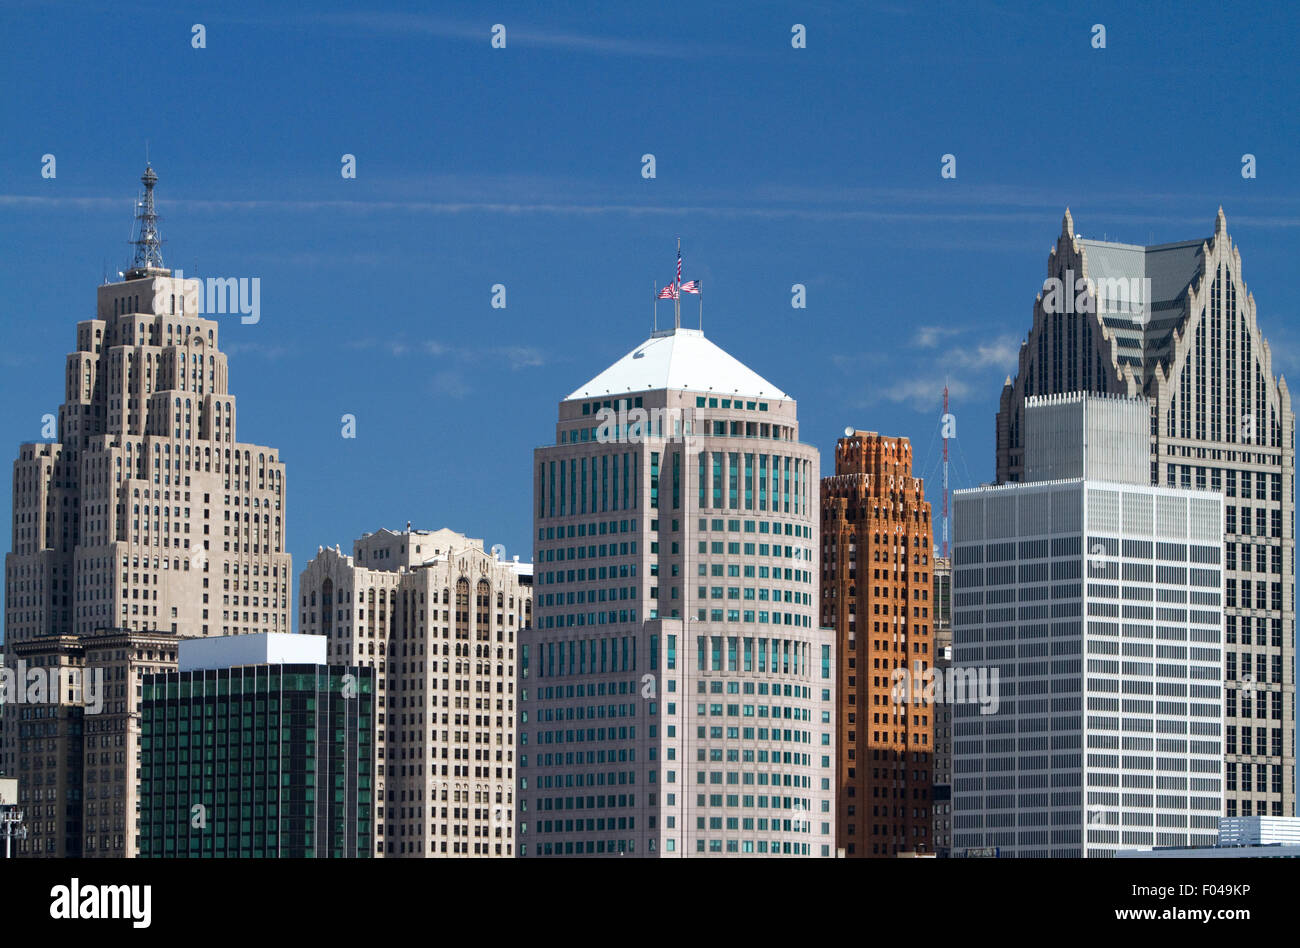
5,180,1289,858
7,11,1300,944
5,1,1300,632
2,173,1291,636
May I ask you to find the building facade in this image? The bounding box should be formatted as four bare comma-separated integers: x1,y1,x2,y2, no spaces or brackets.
5,165,290,646
139,634,374,858
995,209,1294,817
932,554,953,856
299,527,532,856
1,635,86,856
79,628,179,857
519,326,837,858
952,478,1225,857
956,395,1225,857
1,628,178,857
1,167,289,856
820,431,935,856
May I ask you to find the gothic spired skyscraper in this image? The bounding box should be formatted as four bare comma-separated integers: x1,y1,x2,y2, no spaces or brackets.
5,165,291,645
995,209,1295,819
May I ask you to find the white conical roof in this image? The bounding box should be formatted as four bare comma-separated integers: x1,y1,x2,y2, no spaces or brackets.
565,328,790,401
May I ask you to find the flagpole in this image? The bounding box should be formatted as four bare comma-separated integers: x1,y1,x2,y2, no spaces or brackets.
700,281,703,332
653,280,657,332
675,237,681,331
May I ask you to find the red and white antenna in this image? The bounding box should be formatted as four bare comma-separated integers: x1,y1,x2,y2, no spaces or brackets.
941,384,950,558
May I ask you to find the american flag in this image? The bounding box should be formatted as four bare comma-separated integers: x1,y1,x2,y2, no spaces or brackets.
676,246,682,287
679,280,701,294
657,283,677,300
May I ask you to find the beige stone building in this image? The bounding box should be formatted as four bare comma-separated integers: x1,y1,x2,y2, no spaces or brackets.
299,527,532,857
80,629,178,857
3,629,177,857
5,165,290,647
2,166,288,856
2,635,85,856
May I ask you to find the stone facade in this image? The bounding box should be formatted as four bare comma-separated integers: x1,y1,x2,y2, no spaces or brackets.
299,527,532,856
2,168,287,857
4,629,178,857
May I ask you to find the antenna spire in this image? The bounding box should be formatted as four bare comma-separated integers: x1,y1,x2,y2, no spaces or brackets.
942,383,950,558
126,163,168,279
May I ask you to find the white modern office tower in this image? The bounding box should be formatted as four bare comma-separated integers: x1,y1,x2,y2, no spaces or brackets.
299,527,533,857
997,210,1294,819
953,393,1225,857
518,326,837,857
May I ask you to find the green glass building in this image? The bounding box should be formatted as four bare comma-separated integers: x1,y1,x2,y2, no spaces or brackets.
140,659,374,858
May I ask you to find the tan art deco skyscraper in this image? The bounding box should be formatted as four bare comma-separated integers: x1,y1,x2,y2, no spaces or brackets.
5,165,290,645
2,166,290,857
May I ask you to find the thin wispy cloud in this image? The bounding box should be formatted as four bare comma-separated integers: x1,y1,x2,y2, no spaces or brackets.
221,342,292,361
830,350,889,372
914,325,962,348
347,338,413,358
850,327,1019,413
432,370,471,400
349,337,547,370
945,335,1021,370
881,374,974,409
270,11,743,60
496,346,546,370
6,190,1300,231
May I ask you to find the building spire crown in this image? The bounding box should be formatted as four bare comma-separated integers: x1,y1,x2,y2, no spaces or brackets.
126,163,168,279
1062,207,1074,238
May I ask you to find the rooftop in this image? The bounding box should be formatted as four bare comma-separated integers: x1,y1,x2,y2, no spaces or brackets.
565,327,790,401
1056,207,1232,390
177,632,326,673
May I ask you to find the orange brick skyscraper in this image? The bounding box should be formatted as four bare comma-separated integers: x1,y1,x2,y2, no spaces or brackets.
820,432,934,857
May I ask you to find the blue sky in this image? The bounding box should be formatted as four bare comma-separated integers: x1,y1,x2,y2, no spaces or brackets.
2,0,1299,631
